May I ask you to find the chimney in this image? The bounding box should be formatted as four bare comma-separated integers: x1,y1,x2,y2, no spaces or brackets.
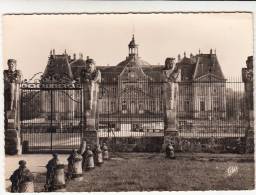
184,52,186,58
64,49,67,55
210,48,213,55
79,53,83,59
178,54,181,62
52,49,55,58
73,53,76,60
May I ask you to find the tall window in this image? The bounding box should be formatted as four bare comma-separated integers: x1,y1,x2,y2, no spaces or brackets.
150,101,155,111
213,100,218,112
200,101,205,111
184,101,190,112
102,101,106,113
138,101,144,114
131,101,136,114
122,101,127,113
111,102,115,113
160,100,163,112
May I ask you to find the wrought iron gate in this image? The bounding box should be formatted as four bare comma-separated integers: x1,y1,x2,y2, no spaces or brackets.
20,75,83,153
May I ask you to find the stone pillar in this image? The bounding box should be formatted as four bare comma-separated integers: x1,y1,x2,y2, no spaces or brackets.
242,56,254,153
81,57,101,149
162,58,180,149
163,81,179,145
4,59,22,155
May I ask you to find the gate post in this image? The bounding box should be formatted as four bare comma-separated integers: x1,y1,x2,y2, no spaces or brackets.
162,58,181,149
4,59,22,155
242,56,254,153
80,57,101,150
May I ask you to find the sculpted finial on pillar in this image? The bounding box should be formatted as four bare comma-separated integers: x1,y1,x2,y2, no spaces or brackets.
4,59,22,111
163,57,180,82
81,56,101,113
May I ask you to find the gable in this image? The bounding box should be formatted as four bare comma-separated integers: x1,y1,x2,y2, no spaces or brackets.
194,73,226,82
119,64,148,82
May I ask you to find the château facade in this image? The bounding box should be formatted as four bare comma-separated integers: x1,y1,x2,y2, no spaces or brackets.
40,35,227,131
177,51,226,119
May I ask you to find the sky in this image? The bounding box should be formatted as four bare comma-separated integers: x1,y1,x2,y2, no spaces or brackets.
2,13,253,79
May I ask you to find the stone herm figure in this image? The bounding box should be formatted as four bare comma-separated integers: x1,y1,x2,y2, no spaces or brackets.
102,143,109,160
81,57,101,111
10,160,34,193
67,150,83,181
94,145,103,166
82,145,95,170
44,153,65,192
4,59,22,112
165,143,175,159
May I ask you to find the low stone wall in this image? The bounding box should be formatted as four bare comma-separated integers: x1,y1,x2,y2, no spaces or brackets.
99,136,253,154
99,137,164,152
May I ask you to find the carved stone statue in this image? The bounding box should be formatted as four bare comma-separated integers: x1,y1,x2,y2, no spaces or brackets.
165,143,175,159
164,57,175,70
242,56,253,111
4,59,21,112
163,58,179,82
10,160,34,192
162,58,180,110
45,153,66,192
81,57,101,111
162,57,181,150
67,150,83,181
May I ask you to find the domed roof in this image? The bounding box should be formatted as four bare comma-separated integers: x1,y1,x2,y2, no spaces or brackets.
116,55,151,68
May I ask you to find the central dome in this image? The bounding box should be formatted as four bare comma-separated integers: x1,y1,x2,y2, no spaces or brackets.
116,35,151,68
116,55,151,68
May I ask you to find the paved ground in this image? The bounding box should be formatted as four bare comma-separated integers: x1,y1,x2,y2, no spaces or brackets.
5,154,69,189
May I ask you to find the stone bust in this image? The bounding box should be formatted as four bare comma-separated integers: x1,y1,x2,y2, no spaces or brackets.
4,59,22,111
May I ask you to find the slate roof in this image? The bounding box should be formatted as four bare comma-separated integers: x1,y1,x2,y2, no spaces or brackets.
70,59,86,79
176,57,196,81
97,55,163,82
42,54,73,81
193,54,225,80
177,53,225,81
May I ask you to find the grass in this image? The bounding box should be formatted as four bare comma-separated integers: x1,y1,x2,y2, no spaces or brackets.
34,153,254,192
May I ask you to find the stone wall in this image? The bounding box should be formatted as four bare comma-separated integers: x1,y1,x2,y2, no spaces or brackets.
99,137,164,152
99,136,252,153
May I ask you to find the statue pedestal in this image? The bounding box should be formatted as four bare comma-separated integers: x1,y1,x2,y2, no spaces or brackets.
163,88,179,150
245,110,254,153
5,110,22,155
83,131,99,149
82,80,100,149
